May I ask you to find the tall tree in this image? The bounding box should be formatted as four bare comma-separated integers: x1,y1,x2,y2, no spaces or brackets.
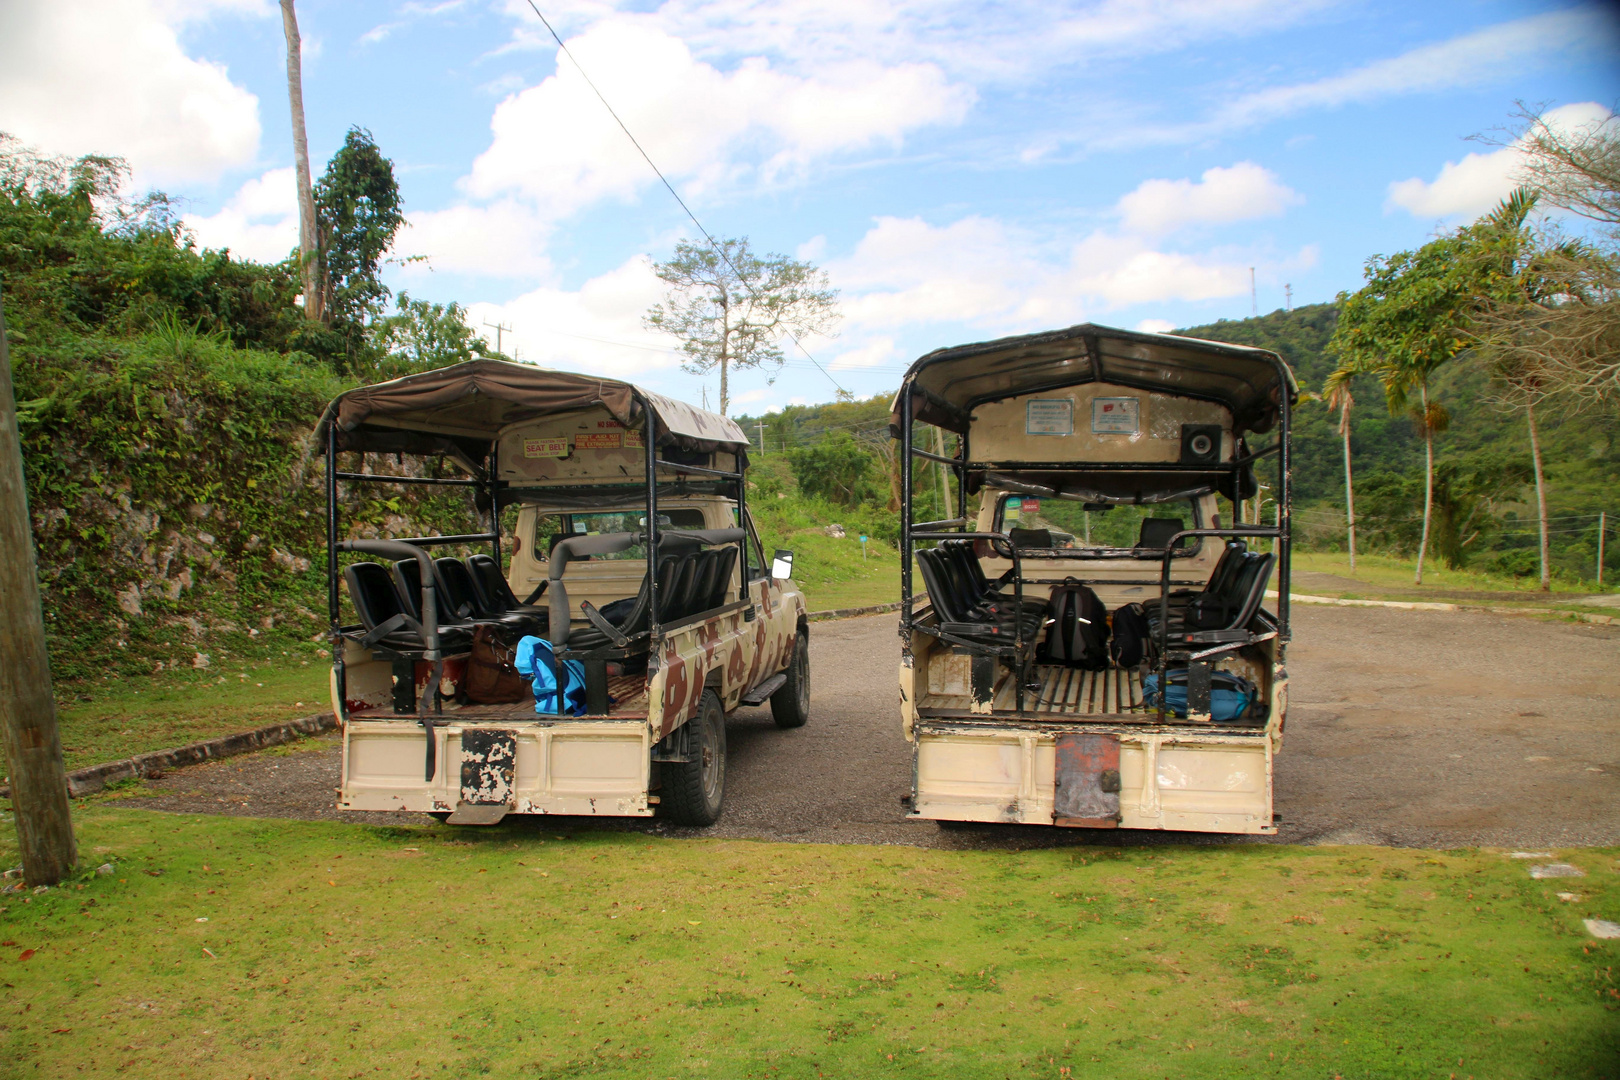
314,128,404,330
278,0,322,323
1320,370,1358,572
645,238,839,416
1330,233,1474,583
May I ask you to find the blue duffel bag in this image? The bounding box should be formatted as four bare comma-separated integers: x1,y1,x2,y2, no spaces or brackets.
514,636,588,716
1142,668,1257,721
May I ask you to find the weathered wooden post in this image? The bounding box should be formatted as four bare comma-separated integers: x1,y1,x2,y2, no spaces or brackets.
0,288,77,885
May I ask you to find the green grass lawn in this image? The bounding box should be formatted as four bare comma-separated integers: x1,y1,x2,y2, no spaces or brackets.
52,653,330,771
1291,550,1612,602
3,808,1616,1078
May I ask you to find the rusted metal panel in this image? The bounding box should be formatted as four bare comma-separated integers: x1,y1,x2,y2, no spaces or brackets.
1053,731,1120,827
459,729,517,806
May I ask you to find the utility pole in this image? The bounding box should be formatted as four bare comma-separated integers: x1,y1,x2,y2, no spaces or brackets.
1249,268,1258,318
1284,283,1292,311
756,420,766,458
279,0,322,323
0,288,76,886
482,319,512,356
1599,511,1607,589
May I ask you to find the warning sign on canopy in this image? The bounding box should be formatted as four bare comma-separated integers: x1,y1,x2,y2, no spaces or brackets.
1025,398,1074,436
1091,397,1140,435
575,432,622,450
523,437,568,458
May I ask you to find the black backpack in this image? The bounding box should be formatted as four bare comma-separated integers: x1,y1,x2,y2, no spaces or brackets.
1110,602,1150,668
1040,579,1110,670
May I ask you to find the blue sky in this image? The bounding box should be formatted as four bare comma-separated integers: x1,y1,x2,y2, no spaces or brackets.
3,0,1618,413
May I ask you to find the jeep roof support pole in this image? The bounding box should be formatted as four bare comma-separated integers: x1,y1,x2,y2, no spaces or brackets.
899,385,914,634
641,396,660,637
957,429,969,521
1275,366,1292,642
734,445,748,603
488,442,501,565
326,419,345,713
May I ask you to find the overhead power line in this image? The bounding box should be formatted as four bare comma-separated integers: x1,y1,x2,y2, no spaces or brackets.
519,0,847,397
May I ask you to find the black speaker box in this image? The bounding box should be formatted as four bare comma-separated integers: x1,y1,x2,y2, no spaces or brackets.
1180,424,1222,465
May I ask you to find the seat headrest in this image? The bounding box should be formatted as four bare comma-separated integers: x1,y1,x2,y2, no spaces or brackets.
1137,517,1187,549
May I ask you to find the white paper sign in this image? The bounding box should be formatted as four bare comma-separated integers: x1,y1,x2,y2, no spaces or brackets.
1025,399,1073,436
1091,397,1140,434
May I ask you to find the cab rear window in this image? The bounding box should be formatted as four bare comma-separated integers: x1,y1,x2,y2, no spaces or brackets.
532,509,706,561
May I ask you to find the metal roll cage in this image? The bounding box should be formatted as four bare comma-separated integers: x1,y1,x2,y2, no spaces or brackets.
897,352,1292,722
324,389,753,720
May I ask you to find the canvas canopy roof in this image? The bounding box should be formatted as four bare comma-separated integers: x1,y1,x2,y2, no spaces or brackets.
890,323,1297,438
315,359,751,461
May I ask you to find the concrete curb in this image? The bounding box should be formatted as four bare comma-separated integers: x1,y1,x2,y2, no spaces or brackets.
808,601,903,622
1268,590,1616,625
11,711,340,801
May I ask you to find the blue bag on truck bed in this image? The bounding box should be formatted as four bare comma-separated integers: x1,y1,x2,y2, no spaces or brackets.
515,636,588,716
1142,668,1256,721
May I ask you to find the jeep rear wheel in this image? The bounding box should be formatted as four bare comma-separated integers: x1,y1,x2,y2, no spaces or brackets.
662,689,727,826
770,628,810,729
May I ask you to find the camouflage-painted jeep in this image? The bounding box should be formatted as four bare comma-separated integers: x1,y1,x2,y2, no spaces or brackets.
317,361,808,826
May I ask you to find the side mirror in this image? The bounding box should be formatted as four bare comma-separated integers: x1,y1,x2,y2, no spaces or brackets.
771,549,795,580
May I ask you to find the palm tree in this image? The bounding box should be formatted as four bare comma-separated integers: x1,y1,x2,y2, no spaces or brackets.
1468,186,1581,592
1330,231,1476,584
1321,370,1358,573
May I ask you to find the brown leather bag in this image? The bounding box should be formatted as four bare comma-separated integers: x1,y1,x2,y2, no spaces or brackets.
463,625,527,704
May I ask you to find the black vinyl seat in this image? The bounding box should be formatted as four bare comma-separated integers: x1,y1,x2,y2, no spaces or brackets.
569,554,680,651
1137,517,1188,550
1008,527,1053,549
704,547,738,610
916,547,1045,645
436,557,545,638
940,540,1046,619
1150,549,1275,645
342,561,472,653
465,553,547,618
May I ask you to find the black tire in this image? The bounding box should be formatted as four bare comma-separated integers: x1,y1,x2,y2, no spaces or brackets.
662,690,727,826
770,628,810,729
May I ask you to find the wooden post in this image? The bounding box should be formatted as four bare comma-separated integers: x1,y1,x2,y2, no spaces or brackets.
1599,511,1607,589
0,289,77,886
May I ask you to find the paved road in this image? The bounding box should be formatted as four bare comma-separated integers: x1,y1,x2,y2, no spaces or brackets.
120,605,1620,849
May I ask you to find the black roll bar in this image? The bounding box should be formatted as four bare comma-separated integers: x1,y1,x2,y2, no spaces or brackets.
333,472,481,487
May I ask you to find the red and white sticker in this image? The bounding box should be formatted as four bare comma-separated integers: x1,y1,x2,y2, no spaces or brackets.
575,432,622,450
523,437,568,458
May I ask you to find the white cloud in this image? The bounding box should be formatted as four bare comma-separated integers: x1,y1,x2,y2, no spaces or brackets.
465,255,680,377
1073,7,1618,151
829,337,901,371
0,0,264,183
1134,318,1175,334
396,200,558,280
465,20,972,219
1116,162,1301,235
623,0,1337,84
1387,101,1614,220
182,167,298,263
1211,9,1614,133
830,214,1294,335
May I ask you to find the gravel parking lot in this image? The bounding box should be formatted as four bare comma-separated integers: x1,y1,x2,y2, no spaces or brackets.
117,604,1620,850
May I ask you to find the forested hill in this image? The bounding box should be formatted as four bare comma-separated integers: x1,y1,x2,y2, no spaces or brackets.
741,304,1618,581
